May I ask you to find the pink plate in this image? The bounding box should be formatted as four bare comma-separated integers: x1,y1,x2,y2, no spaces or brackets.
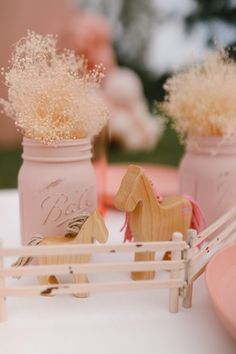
205,244,236,341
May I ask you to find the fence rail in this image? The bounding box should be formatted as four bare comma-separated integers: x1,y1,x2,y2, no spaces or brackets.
181,207,236,308
0,279,187,297
190,205,236,248
0,260,185,278
0,240,188,258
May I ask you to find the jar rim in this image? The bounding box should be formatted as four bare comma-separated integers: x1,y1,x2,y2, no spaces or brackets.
186,136,236,155
188,135,236,143
21,137,92,162
22,137,91,148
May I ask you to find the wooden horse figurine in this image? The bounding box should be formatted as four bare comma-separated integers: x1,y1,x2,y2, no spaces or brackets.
114,165,205,281
13,210,109,297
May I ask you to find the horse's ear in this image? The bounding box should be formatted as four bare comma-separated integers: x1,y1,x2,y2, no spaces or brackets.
88,210,102,231
92,210,99,217
127,164,143,175
92,209,103,221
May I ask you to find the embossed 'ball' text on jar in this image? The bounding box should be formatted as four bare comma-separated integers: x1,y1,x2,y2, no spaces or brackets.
18,138,97,244
179,136,236,225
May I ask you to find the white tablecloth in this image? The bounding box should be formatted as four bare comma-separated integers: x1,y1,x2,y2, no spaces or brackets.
0,190,235,354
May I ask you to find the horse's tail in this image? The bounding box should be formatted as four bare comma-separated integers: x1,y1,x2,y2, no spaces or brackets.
184,195,206,233
120,213,133,242
11,234,44,270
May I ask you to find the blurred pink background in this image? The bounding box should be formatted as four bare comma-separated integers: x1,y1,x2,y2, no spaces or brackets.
0,0,115,147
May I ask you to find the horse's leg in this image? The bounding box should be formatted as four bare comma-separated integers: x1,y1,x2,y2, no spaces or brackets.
38,255,59,295
71,254,90,298
38,275,50,286
73,274,89,298
163,251,171,261
162,199,192,261
132,251,156,280
38,275,59,296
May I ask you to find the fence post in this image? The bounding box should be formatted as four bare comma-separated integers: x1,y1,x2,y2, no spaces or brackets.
0,241,7,322
182,229,197,309
187,228,198,248
168,232,183,313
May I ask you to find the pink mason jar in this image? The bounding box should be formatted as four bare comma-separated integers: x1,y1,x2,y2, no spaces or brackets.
179,136,236,225
18,138,97,244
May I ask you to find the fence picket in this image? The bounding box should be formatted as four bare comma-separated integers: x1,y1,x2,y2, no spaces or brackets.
169,232,183,313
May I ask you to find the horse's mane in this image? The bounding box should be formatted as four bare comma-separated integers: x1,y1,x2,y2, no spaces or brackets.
11,234,44,269
65,212,91,238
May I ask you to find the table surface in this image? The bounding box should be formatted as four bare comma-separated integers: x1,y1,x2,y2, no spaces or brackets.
0,190,235,354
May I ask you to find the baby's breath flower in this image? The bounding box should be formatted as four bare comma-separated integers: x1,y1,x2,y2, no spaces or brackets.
162,49,236,142
0,31,109,143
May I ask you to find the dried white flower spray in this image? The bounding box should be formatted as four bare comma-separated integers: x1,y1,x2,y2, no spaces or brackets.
0,31,109,143
162,49,236,142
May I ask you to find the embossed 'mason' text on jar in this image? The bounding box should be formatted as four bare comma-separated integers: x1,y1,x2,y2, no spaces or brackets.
18,138,97,244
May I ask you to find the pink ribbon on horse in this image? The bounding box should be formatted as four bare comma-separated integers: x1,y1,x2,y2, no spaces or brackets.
121,213,133,242
184,194,207,233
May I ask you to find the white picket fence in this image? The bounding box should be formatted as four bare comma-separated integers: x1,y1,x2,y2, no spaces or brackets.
182,205,236,307
0,206,236,322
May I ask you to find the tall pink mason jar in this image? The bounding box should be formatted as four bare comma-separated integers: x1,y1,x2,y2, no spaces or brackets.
179,137,236,225
18,138,97,244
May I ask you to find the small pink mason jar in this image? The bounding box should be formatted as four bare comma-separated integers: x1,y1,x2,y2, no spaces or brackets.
179,136,236,225
18,138,97,244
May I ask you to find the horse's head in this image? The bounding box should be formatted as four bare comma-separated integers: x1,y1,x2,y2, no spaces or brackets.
65,213,90,238
114,165,144,212
75,210,108,244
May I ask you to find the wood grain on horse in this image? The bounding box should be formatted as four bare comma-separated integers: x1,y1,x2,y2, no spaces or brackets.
114,165,192,280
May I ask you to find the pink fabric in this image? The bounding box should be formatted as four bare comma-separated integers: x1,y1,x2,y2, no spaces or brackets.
184,195,206,232
121,213,133,242
64,11,116,72
149,179,163,202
